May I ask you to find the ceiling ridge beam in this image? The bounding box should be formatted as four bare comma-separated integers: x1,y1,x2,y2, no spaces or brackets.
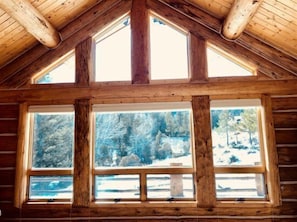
0,0,61,48
222,0,264,40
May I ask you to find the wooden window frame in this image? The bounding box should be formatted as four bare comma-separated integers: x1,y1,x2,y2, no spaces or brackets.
25,105,74,203
210,98,280,205
92,102,196,203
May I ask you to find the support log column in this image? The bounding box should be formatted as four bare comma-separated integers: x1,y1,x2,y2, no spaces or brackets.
73,99,91,207
192,96,216,207
131,0,150,84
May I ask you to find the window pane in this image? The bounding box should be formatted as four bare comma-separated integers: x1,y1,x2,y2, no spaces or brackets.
29,176,73,200
36,55,75,84
32,112,74,168
147,174,194,199
94,110,192,168
211,107,262,166
215,174,266,199
207,47,253,77
150,17,188,80
95,18,131,82
95,175,139,199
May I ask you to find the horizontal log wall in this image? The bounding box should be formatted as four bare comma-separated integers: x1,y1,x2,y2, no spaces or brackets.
0,104,18,217
272,96,297,204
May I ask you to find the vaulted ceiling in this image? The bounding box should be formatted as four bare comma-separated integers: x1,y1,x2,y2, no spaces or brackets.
0,0,296,83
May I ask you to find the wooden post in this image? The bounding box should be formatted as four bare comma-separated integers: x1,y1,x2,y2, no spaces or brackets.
192,96,216,207
76,37,95,86
131,0,150,84
261,94,281,206
73,99,91,207
14,102,28,208
189,33,208,82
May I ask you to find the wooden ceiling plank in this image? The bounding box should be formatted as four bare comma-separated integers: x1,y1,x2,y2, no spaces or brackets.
256,7,297,28
157,0,297,75
222,0,264,40
276,0,297,11
0,0,61,48
250,14,296,37
262,1,297,22
0,13,11,24
189,0,230,18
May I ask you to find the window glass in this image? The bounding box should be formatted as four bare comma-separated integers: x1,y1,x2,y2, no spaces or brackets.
215,174,266,199
35,54,75,84
95,175,139,200
31,112,74,168
29,176,73,200
150,16,188,80
94,105,193,168
147,174,194,199
207,46,253,77
28,106,74,200
95,17,131,82
210,99,266,200
211,107,262,166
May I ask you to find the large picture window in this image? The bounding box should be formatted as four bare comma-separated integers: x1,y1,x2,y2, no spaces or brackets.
93,102,195,202
210,99,267,200
27,105,74,201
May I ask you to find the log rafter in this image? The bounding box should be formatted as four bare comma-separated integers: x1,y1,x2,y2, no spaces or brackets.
222,0,264,40
0,0,61,48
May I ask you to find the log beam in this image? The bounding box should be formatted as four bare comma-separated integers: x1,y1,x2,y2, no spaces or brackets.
222,0,264,40
0,0,61,48
0,79,297,103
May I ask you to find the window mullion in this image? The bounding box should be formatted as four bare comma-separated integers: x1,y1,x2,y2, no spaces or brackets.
131,0,150,84
73,99,91,207
28,169,73,175
192,95,216,207
140,172,147,201
214,166,265,174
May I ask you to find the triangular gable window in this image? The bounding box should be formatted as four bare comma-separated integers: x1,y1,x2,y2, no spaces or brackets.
34,53,75,84
95,17,131,82
150,16,188,80
207,45,254,77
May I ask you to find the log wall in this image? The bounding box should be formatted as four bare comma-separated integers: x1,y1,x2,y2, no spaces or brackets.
272,96,297,205
0,95,296,221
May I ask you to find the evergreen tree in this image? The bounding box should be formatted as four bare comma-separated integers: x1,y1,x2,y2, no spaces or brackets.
238,108,258,146
32,113,74,168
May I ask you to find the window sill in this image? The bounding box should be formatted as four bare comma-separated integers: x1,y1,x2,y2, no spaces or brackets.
216,200,273,208
23,201,72,209
91,200,197,208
